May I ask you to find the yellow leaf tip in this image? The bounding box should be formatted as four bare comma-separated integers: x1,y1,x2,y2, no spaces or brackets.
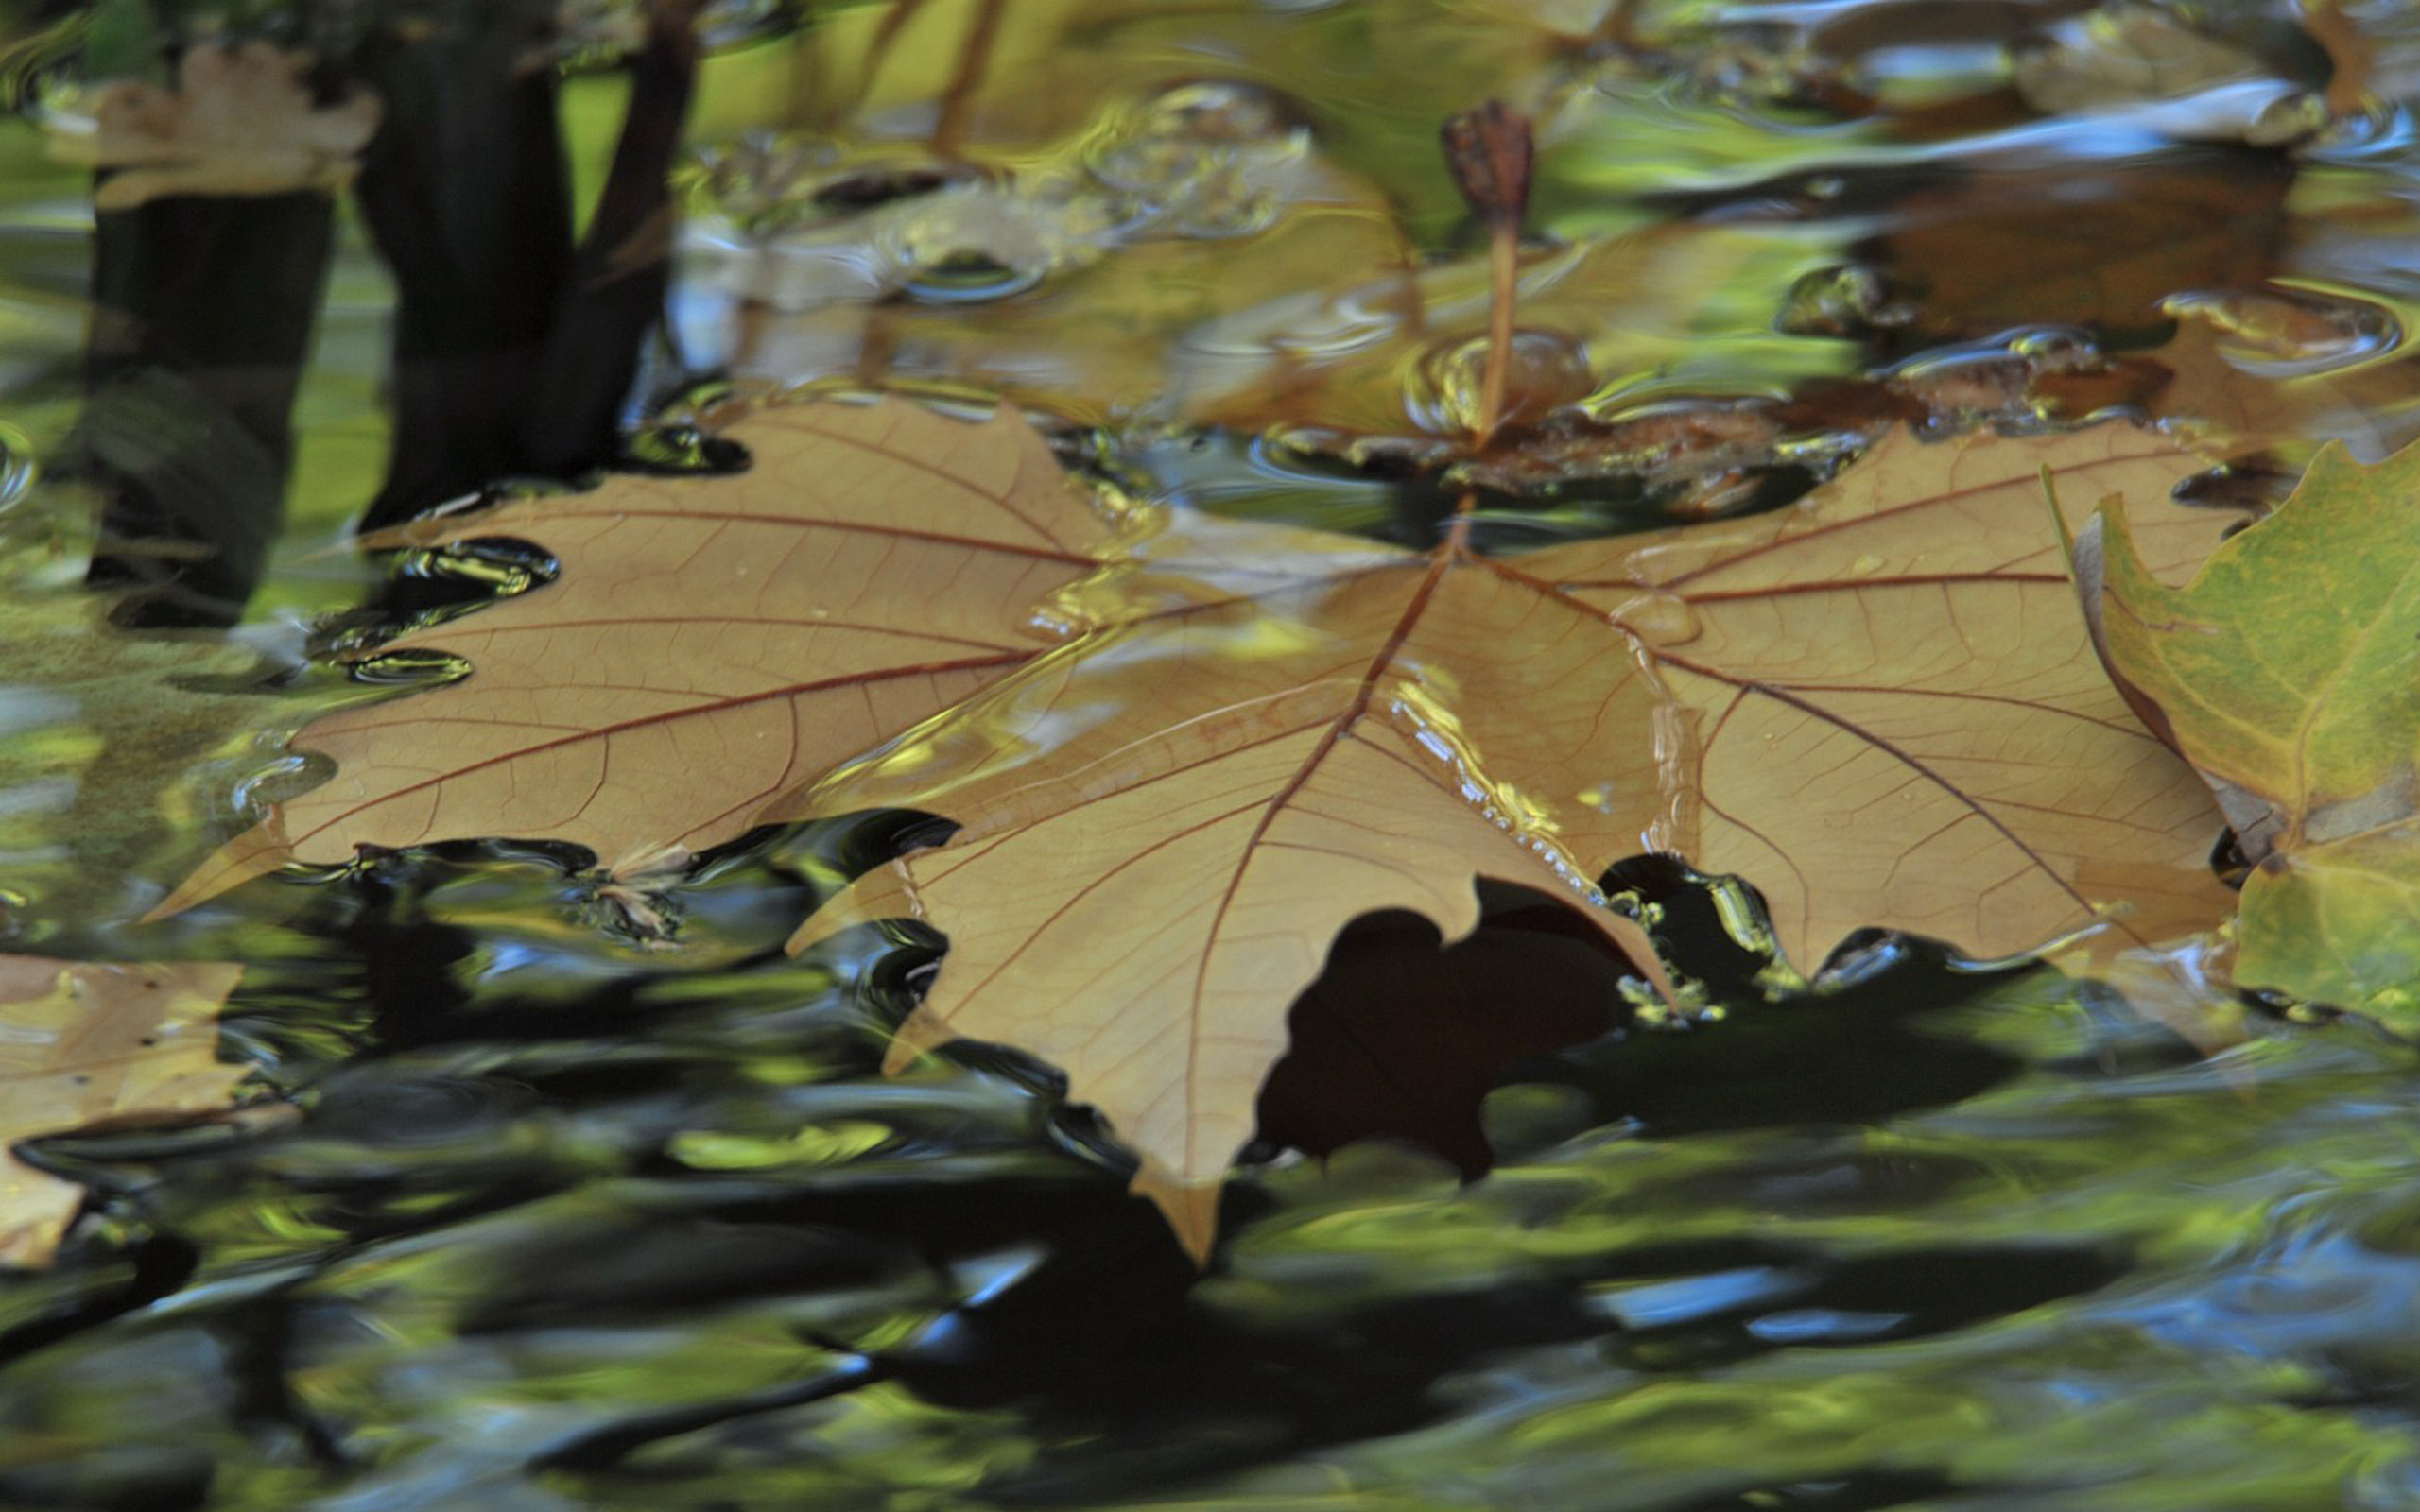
1133,1168,1225,1267
879,1005,954,1075
787,863,922,957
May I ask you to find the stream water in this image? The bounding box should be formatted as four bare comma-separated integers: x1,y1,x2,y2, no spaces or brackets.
5,1,2420,1507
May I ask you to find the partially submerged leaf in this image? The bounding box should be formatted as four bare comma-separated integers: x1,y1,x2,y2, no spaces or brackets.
168,400,2239,1257
2011,4,2325,144
2137,290,2412,463
2301,0,2377,119
2014,7,2271,113
2084,440,2420,1015
700,86,1415,423
1178,226,1853,438
1818,149,2296,348
0,955,247,1266
45,42,381,211
789,0,1593,236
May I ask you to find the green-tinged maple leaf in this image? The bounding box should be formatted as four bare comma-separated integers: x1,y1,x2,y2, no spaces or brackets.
2082,440,2420,1016
162,397,2240,1258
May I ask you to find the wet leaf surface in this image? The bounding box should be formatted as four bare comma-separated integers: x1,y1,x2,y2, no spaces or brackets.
151,397,1116,915
166,401,2240,1252
2131,287,2416,463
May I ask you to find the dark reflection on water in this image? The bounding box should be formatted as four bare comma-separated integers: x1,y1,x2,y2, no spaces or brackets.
2,845,2417,1509
8,0,2420,1508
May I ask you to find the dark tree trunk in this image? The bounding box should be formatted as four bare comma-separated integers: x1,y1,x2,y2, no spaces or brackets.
80,191,336,627
351,26,578,530
354,4,702,529
524,1,702,473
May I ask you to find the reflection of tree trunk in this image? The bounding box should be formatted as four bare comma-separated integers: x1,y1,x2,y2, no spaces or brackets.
80,192,334,627
352,28,576,530
526,1,702,473
355,7,702,529
75,6,706,604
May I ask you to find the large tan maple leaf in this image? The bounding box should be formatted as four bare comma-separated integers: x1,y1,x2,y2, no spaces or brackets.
782,415,2238,1249
160,397,2237,1257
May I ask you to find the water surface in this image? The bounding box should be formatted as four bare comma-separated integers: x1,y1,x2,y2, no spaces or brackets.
3,3,2420,1507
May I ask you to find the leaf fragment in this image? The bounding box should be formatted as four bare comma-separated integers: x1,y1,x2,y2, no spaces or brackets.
46,42,381,211
0,955,247,1267
2011,4,2322,144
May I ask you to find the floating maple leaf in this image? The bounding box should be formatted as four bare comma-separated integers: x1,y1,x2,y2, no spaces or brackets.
161,395,2239,1257
2082,439,2420,1017
0,955,248,1266
46,41,381,211
778,415,2238,1248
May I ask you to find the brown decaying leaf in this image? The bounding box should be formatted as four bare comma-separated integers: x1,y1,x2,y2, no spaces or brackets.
2133,291,2415,464
164,398,2237,1258
713,81,1413,426
46,42,381,211
0,955,247,1266
2300,0,2377,120
2009,4,2323,144
1175,224,1834,440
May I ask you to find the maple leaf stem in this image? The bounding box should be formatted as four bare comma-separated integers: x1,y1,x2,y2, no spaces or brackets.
1447,490,1479,542
1478,216,1520,452
1441,100,1533,455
